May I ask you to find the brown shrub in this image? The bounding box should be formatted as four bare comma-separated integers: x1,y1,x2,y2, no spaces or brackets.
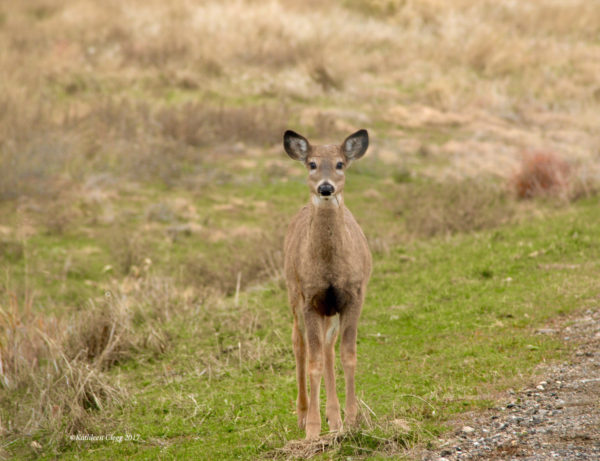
184,224,286,295
512,152,570,199
0,275,179,450
0,289,124,443
156,102,289,147
398,181,514,238
0,95,290,201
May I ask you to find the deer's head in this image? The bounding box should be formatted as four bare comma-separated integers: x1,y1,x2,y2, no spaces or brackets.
284,129,369,206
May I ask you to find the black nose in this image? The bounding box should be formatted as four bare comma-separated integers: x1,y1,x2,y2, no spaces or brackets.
317,183,335,196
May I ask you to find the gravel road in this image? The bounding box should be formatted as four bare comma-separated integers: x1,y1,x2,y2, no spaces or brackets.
422,309,600,461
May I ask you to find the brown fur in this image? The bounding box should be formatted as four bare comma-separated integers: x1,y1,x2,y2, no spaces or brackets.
283,129,372,439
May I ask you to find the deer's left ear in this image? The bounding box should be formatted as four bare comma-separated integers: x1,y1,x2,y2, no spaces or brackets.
342,129,369,162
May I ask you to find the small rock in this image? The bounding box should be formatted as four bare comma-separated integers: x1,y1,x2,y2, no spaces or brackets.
536,384,545,391
462,425,475,434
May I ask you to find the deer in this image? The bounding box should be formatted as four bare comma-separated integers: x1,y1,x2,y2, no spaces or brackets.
283,129,372,440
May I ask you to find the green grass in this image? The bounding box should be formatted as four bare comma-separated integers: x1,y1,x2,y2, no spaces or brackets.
13,197,598,460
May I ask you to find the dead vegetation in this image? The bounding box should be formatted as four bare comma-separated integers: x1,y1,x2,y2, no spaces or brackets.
184,225,286,295
0,287,124,446
509,151,600,202
512,152,570,200
1,0,599,200
0,274,183,447
272,406,422,460
0,96,289,200
396,181,515,238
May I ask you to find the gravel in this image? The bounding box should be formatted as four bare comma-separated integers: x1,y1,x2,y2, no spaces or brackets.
421,309,600,461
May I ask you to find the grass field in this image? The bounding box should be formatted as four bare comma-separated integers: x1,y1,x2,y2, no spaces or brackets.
1,0,600,459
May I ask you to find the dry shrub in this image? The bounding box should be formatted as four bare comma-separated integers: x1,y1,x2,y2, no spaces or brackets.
0,289,123,447
67,296,137,369
398,181,514,238
512,152,570,199
107,232,149,276
0,275,180,450
0,291,51,389
185,229,285,295
0,133,72,201
156,102,289,148
0,94,290,201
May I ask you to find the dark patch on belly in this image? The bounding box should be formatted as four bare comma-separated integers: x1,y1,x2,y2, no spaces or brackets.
311,285,347,317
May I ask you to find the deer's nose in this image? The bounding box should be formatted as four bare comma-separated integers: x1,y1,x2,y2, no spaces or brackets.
317,183,335,196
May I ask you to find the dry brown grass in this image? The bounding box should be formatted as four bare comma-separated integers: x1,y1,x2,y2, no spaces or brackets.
0,287,123,445
271,409,421,460
184,224,286,295
0,273,183,446
1,0,599,196
0,96,289,200
397,181,515,238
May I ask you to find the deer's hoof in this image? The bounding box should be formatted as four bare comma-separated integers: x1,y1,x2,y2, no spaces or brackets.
327,416,342,432
305,422,321,440
344,411,358,428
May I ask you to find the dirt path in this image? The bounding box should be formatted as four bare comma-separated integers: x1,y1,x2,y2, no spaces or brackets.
422,309,600,460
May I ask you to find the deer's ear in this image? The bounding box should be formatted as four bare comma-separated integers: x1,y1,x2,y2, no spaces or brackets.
342,129,368,162
284,130,310,161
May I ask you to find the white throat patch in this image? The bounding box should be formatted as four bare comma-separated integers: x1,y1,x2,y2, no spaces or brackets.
312,194,340,208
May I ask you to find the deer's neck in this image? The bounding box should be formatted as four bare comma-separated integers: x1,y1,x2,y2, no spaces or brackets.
308,195,345,263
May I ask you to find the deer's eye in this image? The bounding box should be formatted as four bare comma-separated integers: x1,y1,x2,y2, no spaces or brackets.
309,162,317,170
336,162,344,169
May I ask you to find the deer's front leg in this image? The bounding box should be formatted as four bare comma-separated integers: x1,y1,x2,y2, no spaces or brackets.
324,314,342,432
340,307,361,427
292,316,308,429
304,308,324,439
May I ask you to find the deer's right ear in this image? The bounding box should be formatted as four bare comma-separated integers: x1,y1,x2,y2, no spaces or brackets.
284,130,310,161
